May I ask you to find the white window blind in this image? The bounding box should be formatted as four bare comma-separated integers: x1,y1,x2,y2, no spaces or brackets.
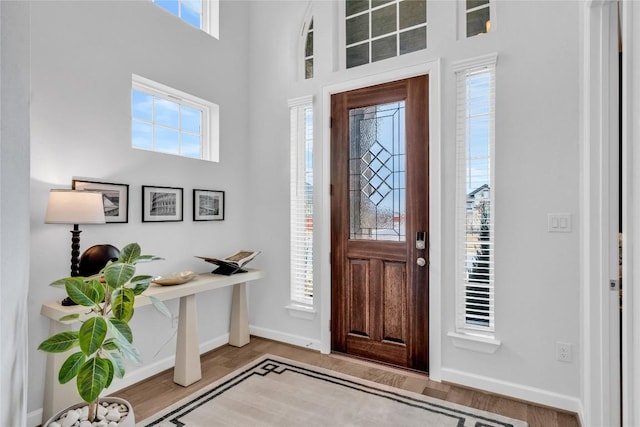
454,54,497,333
289,96,314,306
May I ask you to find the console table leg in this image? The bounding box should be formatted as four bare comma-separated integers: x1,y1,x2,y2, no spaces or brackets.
173,294,202,386
229,282,250,347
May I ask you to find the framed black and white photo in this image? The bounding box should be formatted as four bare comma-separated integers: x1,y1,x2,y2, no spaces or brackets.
72,179,129,223
193,189,224,221
142,186,183,222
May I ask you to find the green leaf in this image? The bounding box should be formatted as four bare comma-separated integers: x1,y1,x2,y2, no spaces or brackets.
149,295,172,319
131,282,150,296
107,351,126,379
38,331,79,353
102,338,119,351
65,278,105,307
132,255,164,263
108,319,141,364
108,318,133,343
49,277,67,288
79,317,107,356
111,287,135,322
59,352,86,384
104,358,115,389
129,275,153,285
118,243,141,264
103,263,136,289
77,357,110,403
59,313,80,322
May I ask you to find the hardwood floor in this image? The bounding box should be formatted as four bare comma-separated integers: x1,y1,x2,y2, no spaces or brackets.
115,336,580,427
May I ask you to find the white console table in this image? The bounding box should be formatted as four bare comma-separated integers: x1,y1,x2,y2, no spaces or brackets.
40,269,265,423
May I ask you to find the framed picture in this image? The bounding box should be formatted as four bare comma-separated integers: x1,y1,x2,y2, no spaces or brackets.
193,189,225,221
72,179,129,223
142,186,183,222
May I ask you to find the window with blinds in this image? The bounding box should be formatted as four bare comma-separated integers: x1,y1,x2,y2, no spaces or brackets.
454,54,496,333
289,97,314,307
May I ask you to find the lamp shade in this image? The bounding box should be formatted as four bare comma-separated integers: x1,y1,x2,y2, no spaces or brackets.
45,190,106,224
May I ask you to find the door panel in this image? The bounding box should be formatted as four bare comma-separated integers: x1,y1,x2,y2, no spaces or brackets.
331,75,429,371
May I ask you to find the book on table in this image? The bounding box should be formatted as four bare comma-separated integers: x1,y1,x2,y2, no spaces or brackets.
196,250,261,275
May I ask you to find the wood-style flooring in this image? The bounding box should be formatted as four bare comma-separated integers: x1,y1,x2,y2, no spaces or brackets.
115,336,580,427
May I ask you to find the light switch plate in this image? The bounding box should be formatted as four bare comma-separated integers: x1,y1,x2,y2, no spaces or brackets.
548,213,571,233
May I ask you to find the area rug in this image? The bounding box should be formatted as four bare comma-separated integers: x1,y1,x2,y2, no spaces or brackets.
137,355,528,427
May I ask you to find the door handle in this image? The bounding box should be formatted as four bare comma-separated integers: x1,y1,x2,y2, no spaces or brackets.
416,257,426,267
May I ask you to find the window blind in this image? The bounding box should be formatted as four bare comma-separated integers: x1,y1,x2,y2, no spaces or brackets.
289,97,314,306
454,55,496,333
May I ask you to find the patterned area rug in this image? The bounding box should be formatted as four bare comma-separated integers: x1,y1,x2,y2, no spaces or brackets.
137,355,528,427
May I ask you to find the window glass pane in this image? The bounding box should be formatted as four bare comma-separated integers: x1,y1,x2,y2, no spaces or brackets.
467,0,489,9
305,30,314,57
132,121,153,150
154,98,180,128
155,127,180,154
347,43,370,68
132,90,152,121
371,35,396,62
346,14,370,45
467,7,490,37
305,59,314,79
183,0,201,12
346,0,369,17
181,133,201,158
181,4,201,28
155,0,179,16
399,26,426,55
372,0,394,8
349,102,406,241
181,106,201,133
399,0,426,29
371,4,397,38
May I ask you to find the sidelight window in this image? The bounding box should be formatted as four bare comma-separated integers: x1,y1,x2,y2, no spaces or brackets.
289,96,314,310
454,54,496,333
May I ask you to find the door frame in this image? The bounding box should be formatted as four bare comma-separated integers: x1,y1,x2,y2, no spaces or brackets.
580,1,622,426
319,60,443,380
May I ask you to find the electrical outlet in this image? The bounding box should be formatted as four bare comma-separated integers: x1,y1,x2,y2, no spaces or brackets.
556,342,572,362
172,314,179,328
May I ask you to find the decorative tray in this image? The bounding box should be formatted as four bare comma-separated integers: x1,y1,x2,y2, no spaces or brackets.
152,271,197,286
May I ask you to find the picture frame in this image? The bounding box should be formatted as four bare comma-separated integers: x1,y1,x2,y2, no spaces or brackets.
193,189,225,221
142,185,183,222
72,179,129,223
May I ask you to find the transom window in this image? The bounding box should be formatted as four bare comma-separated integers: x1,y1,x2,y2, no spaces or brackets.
345,0,427,69
152,0,219,38
131,74,219,162
464,0,492,38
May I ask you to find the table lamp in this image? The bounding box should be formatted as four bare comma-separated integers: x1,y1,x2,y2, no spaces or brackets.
45,189,106,277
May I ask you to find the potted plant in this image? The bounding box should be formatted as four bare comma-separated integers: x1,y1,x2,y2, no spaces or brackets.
38,243,170,426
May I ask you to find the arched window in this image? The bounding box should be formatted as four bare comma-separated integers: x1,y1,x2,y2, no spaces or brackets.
304,18,314,79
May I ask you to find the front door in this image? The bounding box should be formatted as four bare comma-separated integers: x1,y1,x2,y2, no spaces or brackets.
331,76,429,371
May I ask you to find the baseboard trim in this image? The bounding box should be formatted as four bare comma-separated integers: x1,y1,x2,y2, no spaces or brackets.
440,367,583,416
249,325,322,351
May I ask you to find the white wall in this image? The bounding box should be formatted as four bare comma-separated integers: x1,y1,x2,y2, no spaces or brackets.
1,1,31,425
246,0,583,412
27,0,252,419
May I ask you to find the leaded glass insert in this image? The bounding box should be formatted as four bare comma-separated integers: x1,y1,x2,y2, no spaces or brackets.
349,102,406,241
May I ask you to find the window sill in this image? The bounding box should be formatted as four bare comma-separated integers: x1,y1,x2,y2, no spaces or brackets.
448,331,501,354
285,304,317,320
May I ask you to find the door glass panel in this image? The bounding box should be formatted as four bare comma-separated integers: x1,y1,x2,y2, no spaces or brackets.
349,101,406,241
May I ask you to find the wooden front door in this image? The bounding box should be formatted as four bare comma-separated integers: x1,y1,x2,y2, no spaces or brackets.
331,76,429,372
